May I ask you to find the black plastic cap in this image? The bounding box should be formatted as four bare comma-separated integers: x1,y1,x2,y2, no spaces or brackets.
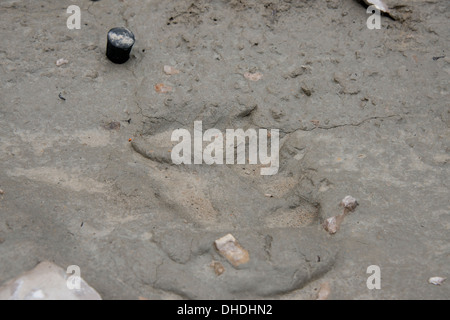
106,27,135,64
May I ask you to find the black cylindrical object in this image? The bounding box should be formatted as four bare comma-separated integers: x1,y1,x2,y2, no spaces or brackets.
106,27,135,64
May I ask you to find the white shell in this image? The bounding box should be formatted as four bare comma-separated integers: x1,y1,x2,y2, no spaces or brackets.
364,0,389,13
428,277,446,285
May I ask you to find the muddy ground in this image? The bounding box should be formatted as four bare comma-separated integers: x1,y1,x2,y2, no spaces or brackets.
0,0,449,299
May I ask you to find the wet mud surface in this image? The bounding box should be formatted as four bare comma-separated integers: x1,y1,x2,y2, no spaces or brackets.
0,0,449,299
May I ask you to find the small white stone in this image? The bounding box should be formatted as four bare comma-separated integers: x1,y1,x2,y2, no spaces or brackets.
164,65,180,75
244,72,263,81
323,216,338,234
428,277,446,285
56,58,68,66
340,196,358,211
316,282,331,300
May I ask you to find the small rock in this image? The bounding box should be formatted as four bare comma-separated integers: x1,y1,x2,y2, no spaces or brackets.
214,234,250,267
284,66,309,79
56,58,68,66
323,211,348,235
155,83,173,93
428,277,446,286
323,216,339,234
210,261,225,276
316,282,331,300
0,189,4,195
340,196,358,212
85,70,99,79
323,196,358,234
164,65,180,75
244,72,263,82
301,85,313,97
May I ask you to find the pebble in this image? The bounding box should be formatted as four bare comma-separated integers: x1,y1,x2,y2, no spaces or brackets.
244,72,263,82
55,58,68,66
301,85,313,96
323,216,339,234
155,83,173,93
428,277,446,285
283,66,309,79
340,196,358,212
316,282,331,300
210,261,225,276
164,65,180,75
84,70,99,79
214,234,249,267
